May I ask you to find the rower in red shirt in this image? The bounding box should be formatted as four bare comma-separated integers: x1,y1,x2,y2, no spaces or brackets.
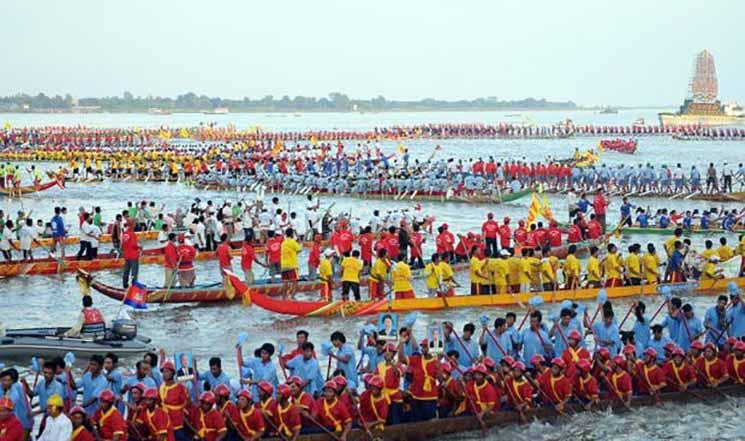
216,234,233,273
573,360,600,409
532,223,547,248
313,381,352,439
566,220,582,243
634,348,666,397
607,356,633,406
537,358,572,412
561,330,591,379
334,223,355,256
231,390,265,441
0,397,24,441
190,392,227,441
437,362,463,419
385,227,400,260
546,221,562,247
358,375,390,432
503,362,533,412
358,229,374,268
332,376,357,421
398,337,439,421
69,406,96,441
482,213,499,254
176,234,197,287
726,341,745,384
214,385,239,438
140,388,176,441
663,347,697,392
158,361,189,437
92,390,127,441
513,220,528,246
287,376,315,428
257,381,278,433
498,217,512,250
586,215,602,240
241,239,265,285
163,233,178,287
695,343,730,387
275,385,301,440
458,364,498,417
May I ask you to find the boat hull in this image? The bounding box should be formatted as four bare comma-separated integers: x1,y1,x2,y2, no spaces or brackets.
659,112,745,127
237,275,745,317
1,328,154,358
10,230,159,249
621,226,743,236
0,179,63,196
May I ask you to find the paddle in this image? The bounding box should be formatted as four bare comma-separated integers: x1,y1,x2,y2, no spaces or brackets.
618,301,637,330
260,408,292,441
588,289,608,328
517,295,544,331
649,286,673,322
30,357,40,389
321,342,334,380
235,331,249,385
301,410,344,441
277,343,289,380
63,352,76,408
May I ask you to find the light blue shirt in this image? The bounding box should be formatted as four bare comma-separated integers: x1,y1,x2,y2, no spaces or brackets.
726,301,745,338
519,328,551,367
286,355,324,397
647,335,673,362
33,377,65,414
661,314,681,342
632,317,651,356
123,375,156,403
198,370,233,393
82,371,109,416
703,306,728,344
1,383,31,429
242,358,279,402
672,315,703,351
335,343,358,389
592,320,622,355
447,335,480,369
484,329,514,364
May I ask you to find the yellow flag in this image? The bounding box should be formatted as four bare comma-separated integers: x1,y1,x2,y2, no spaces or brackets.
310,135,318,146
526,193,542,228
272,139,283,156
2,122,10,131
397,144,406,155
541,194,554,222
179,128,190,138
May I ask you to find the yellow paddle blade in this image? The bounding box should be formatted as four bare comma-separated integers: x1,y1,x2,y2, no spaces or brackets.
241,288,253,306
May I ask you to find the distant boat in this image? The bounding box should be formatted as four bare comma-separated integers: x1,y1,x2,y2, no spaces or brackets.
598,106,618,114
202,107,229,115
148,108,171,115
505,113,521,118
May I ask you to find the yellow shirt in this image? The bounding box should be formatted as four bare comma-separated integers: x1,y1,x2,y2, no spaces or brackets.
437,261,454,285
508,257,521,285
392,262,413,292
341,256,363,283
625,254,641,279
423,262,441,290
280,238,302,270
319,258,333,282
604,253,623,279
701,262,720,280
642,252,659,283
564,254,580,278
540,259,555,283
664,236,678,256
470,257,490,285
519,258,532,284
702,248,718,261
491,258,508,287
718,245,734,262
371,258,390,283
528,257,541,285
587,256,601,282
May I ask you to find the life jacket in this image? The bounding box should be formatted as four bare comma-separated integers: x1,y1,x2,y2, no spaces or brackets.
82,308,105,335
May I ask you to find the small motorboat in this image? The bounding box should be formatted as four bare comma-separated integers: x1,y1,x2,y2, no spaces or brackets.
0,320,154,358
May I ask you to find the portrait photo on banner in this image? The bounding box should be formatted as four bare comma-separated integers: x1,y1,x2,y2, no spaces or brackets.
428,323,445,351
377,313,399,341
174,351,195,381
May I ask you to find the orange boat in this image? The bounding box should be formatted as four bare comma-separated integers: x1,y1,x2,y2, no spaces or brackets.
0,178,64,196
10,230,159,250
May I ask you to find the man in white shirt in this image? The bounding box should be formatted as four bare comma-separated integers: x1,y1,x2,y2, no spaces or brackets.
37,394,72,441
19,218,37,261
82,214,102,259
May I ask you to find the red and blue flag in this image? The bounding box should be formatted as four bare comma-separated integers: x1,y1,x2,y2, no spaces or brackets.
124,281,148,309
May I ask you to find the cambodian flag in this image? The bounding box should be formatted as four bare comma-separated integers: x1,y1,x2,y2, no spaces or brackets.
124,281,148,309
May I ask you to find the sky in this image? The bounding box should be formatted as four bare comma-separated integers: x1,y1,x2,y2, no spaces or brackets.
3,0,744,106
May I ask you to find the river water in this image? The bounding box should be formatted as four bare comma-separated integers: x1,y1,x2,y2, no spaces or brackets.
1,110,744,439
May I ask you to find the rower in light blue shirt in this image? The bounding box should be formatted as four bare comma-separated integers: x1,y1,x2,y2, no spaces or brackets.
592,309,622,355
631,303,651,356
242,343,280,403
726,288,745,338
80,359,109,416
703,296,729,344
647,325,673,363
445,322,480,369
285,348,324,397
518,311,552,368
330,331,358,389
31,365,65,413
198,357,233,393
480,317,514,364
670,304,704,351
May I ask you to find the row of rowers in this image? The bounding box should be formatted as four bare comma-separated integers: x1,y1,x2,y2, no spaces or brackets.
5,309,745,441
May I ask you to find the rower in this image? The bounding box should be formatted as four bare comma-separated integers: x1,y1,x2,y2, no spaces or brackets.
92,390,126,441
436,362,462,418
176,234,197,287
319,249,335,301
214,384,239,439
635,348,666,397
275,384,301,440
726,341,745,384
280,228,302,297
358,375,390,432
391,260,414,299
458,364,498,417
69,406,95,441
190,392,227,441
158,361,189,439
608,356,632,406
398,336,439,422
0,397,24,441
560,329,590,379
313,381,352,439
231,390,265,441
573,359,599,410
140,388,175,441
537,358,571,412
591,302,621,355
64,295,107,338
695,343,729,387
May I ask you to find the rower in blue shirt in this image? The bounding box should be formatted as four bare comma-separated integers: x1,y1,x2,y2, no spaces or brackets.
704,296,729,345
26,361,65,414
661,297,683,343
80,355,109,416
726,286,745,338
519,311,552,368
636,209,651,227
682,211,694,230
620,197,634,225
479,317,513,364
647,325,673,363
631,302,651,356
284,342,324,397
122,361,156,404
0,369,32,432
592,305,622,355
103,353,124,413
242,343,279,403
672,304,704,351
329,331,357,389
550,308,583,355
198,357,233,394
444,322,480,369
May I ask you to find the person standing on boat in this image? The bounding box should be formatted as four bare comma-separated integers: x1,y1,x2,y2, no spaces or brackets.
280,228,302,298
176,234,197,287
591,302,622,356
162,233,178,287
50,206,67,258
121,219,141,289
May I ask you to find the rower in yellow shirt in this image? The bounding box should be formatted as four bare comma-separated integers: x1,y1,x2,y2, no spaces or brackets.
318,250,334,300
642,244,660,284
624,244,642,285
717,237,735,262
391,261,414,299
701,255,724,280
469,251,491,295
540,257,556,291
369,249,391,300
563,245,581,290
423,254,442,297
518,249,532,293
603,244,624,287
508,254,521,293
490,250,510,294
280,229,303,297
527,250,542,290
437,258,456,296
340,250,363,301
586,246,602,288
664,229,684,258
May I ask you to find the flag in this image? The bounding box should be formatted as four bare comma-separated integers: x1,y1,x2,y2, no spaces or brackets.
124,281,148,309
526,193,542,228
224,270,251,306
272,139,283,156
541,194,554,222
2,122,10,131
397,144,406,155
310,135,318,146
179,128,190,138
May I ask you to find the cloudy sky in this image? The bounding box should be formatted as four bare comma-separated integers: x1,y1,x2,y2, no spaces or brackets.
3,0,743,106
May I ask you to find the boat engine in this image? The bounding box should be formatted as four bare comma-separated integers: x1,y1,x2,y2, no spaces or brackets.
111,319,138,340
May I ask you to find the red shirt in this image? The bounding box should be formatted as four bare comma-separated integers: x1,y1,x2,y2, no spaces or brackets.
333,230,354,255
241,243,256,270
586,220,602,240
121,228,141,260
635,362,666,394
190,407,226,441
464,380,498,413
567,225,582,243
71,426,96,441
217,242,232,270
726,355,745,384
574,373,600,401
0,415,24,441
386,236,400,259
514,227,527,245
93,407,127,441
663,361,696,389
291,391,315,428
498,224,512,248
593,194,607,216
308,243,321,267
407,355,439,400
409,233,423,258
538,374,572,404
437,377,463,411
266,237,282,264
561,346,591,379
358,234,373,262
358,390,390,426
276,402,301,438
142,407,175,441
695,356,728,385
504,377,533,408
533,229,547,247
547,228,562,247
231,407,265,440
177,244,197,269
482,220,499,239
158,382,189,430
313,397,351,431
163,242,178,269
608,371,633,399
